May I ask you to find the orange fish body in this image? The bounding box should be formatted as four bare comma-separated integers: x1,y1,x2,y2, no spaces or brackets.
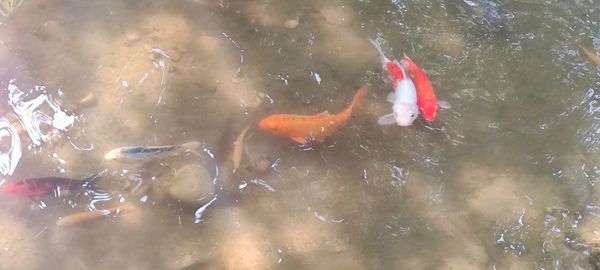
401,56,439,122
259,86,368,144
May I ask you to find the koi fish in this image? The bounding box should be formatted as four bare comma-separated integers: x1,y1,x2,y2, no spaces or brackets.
369,39,419,126
258,86,368,144
1,173,101,198
56,203,134,227
104,141,201,162
579,44,600,66
401,55,451,122
369,39,407,84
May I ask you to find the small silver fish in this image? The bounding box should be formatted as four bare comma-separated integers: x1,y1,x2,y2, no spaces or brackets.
104,141,201,162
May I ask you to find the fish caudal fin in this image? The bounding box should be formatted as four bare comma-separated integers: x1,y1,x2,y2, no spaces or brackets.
368,38,390,66
351,85,368,109
401,55,417,72
339,85,368,121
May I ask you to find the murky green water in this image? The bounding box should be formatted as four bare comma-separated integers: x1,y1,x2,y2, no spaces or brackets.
0,0,599,269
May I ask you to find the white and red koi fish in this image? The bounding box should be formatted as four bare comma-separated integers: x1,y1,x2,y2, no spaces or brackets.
369,39,419,126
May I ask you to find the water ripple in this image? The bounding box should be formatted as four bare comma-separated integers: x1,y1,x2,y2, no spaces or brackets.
6,79,75,147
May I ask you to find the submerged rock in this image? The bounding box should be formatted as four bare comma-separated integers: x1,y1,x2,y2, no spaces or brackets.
168,164,215,206
283,19,299,29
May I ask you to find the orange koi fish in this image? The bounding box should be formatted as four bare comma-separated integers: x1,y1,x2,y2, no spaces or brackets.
56,203,134,227
401,56,450,122
259,86,368,144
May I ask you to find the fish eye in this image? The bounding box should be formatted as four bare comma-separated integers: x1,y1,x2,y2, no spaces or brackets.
410,113,415,118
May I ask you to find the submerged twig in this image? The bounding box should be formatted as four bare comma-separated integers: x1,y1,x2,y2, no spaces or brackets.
232,126,250,173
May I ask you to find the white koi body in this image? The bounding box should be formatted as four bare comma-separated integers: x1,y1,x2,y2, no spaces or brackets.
369,38,419,126
104,141,201,162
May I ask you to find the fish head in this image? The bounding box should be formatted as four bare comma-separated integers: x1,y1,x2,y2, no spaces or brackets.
258,115,285,133
392,103,419,126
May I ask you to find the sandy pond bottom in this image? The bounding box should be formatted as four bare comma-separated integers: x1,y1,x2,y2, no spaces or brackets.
0,0,599,269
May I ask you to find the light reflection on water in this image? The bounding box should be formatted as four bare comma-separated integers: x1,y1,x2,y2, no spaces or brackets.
0,0,598,269
0,115,20,175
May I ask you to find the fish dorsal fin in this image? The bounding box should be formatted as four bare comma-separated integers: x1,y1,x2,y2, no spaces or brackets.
386,92,396,103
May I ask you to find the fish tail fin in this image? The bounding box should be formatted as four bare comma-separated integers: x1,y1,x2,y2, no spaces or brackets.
340,85,368,120
401,54,416,71
351,85,368,108
368,38,390,66
81,171,104,189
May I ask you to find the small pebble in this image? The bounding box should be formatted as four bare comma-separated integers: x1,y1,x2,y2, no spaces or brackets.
168,164,214,207
125,32,140,44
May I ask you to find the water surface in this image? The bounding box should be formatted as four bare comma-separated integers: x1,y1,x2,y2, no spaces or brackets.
0,0,599,269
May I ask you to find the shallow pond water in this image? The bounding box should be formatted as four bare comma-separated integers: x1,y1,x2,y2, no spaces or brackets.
0,0,599,269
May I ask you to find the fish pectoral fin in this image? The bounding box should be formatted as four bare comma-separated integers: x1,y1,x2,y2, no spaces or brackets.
314,136,326,143
438,100,451,109
316,110,330,116
290,136,308,144
386,92,396,103
377,113,397,126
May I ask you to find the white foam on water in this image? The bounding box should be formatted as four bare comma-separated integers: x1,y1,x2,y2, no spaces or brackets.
6,79,76,147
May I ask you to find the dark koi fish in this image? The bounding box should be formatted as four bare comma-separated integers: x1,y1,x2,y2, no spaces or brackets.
1,173,101,198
